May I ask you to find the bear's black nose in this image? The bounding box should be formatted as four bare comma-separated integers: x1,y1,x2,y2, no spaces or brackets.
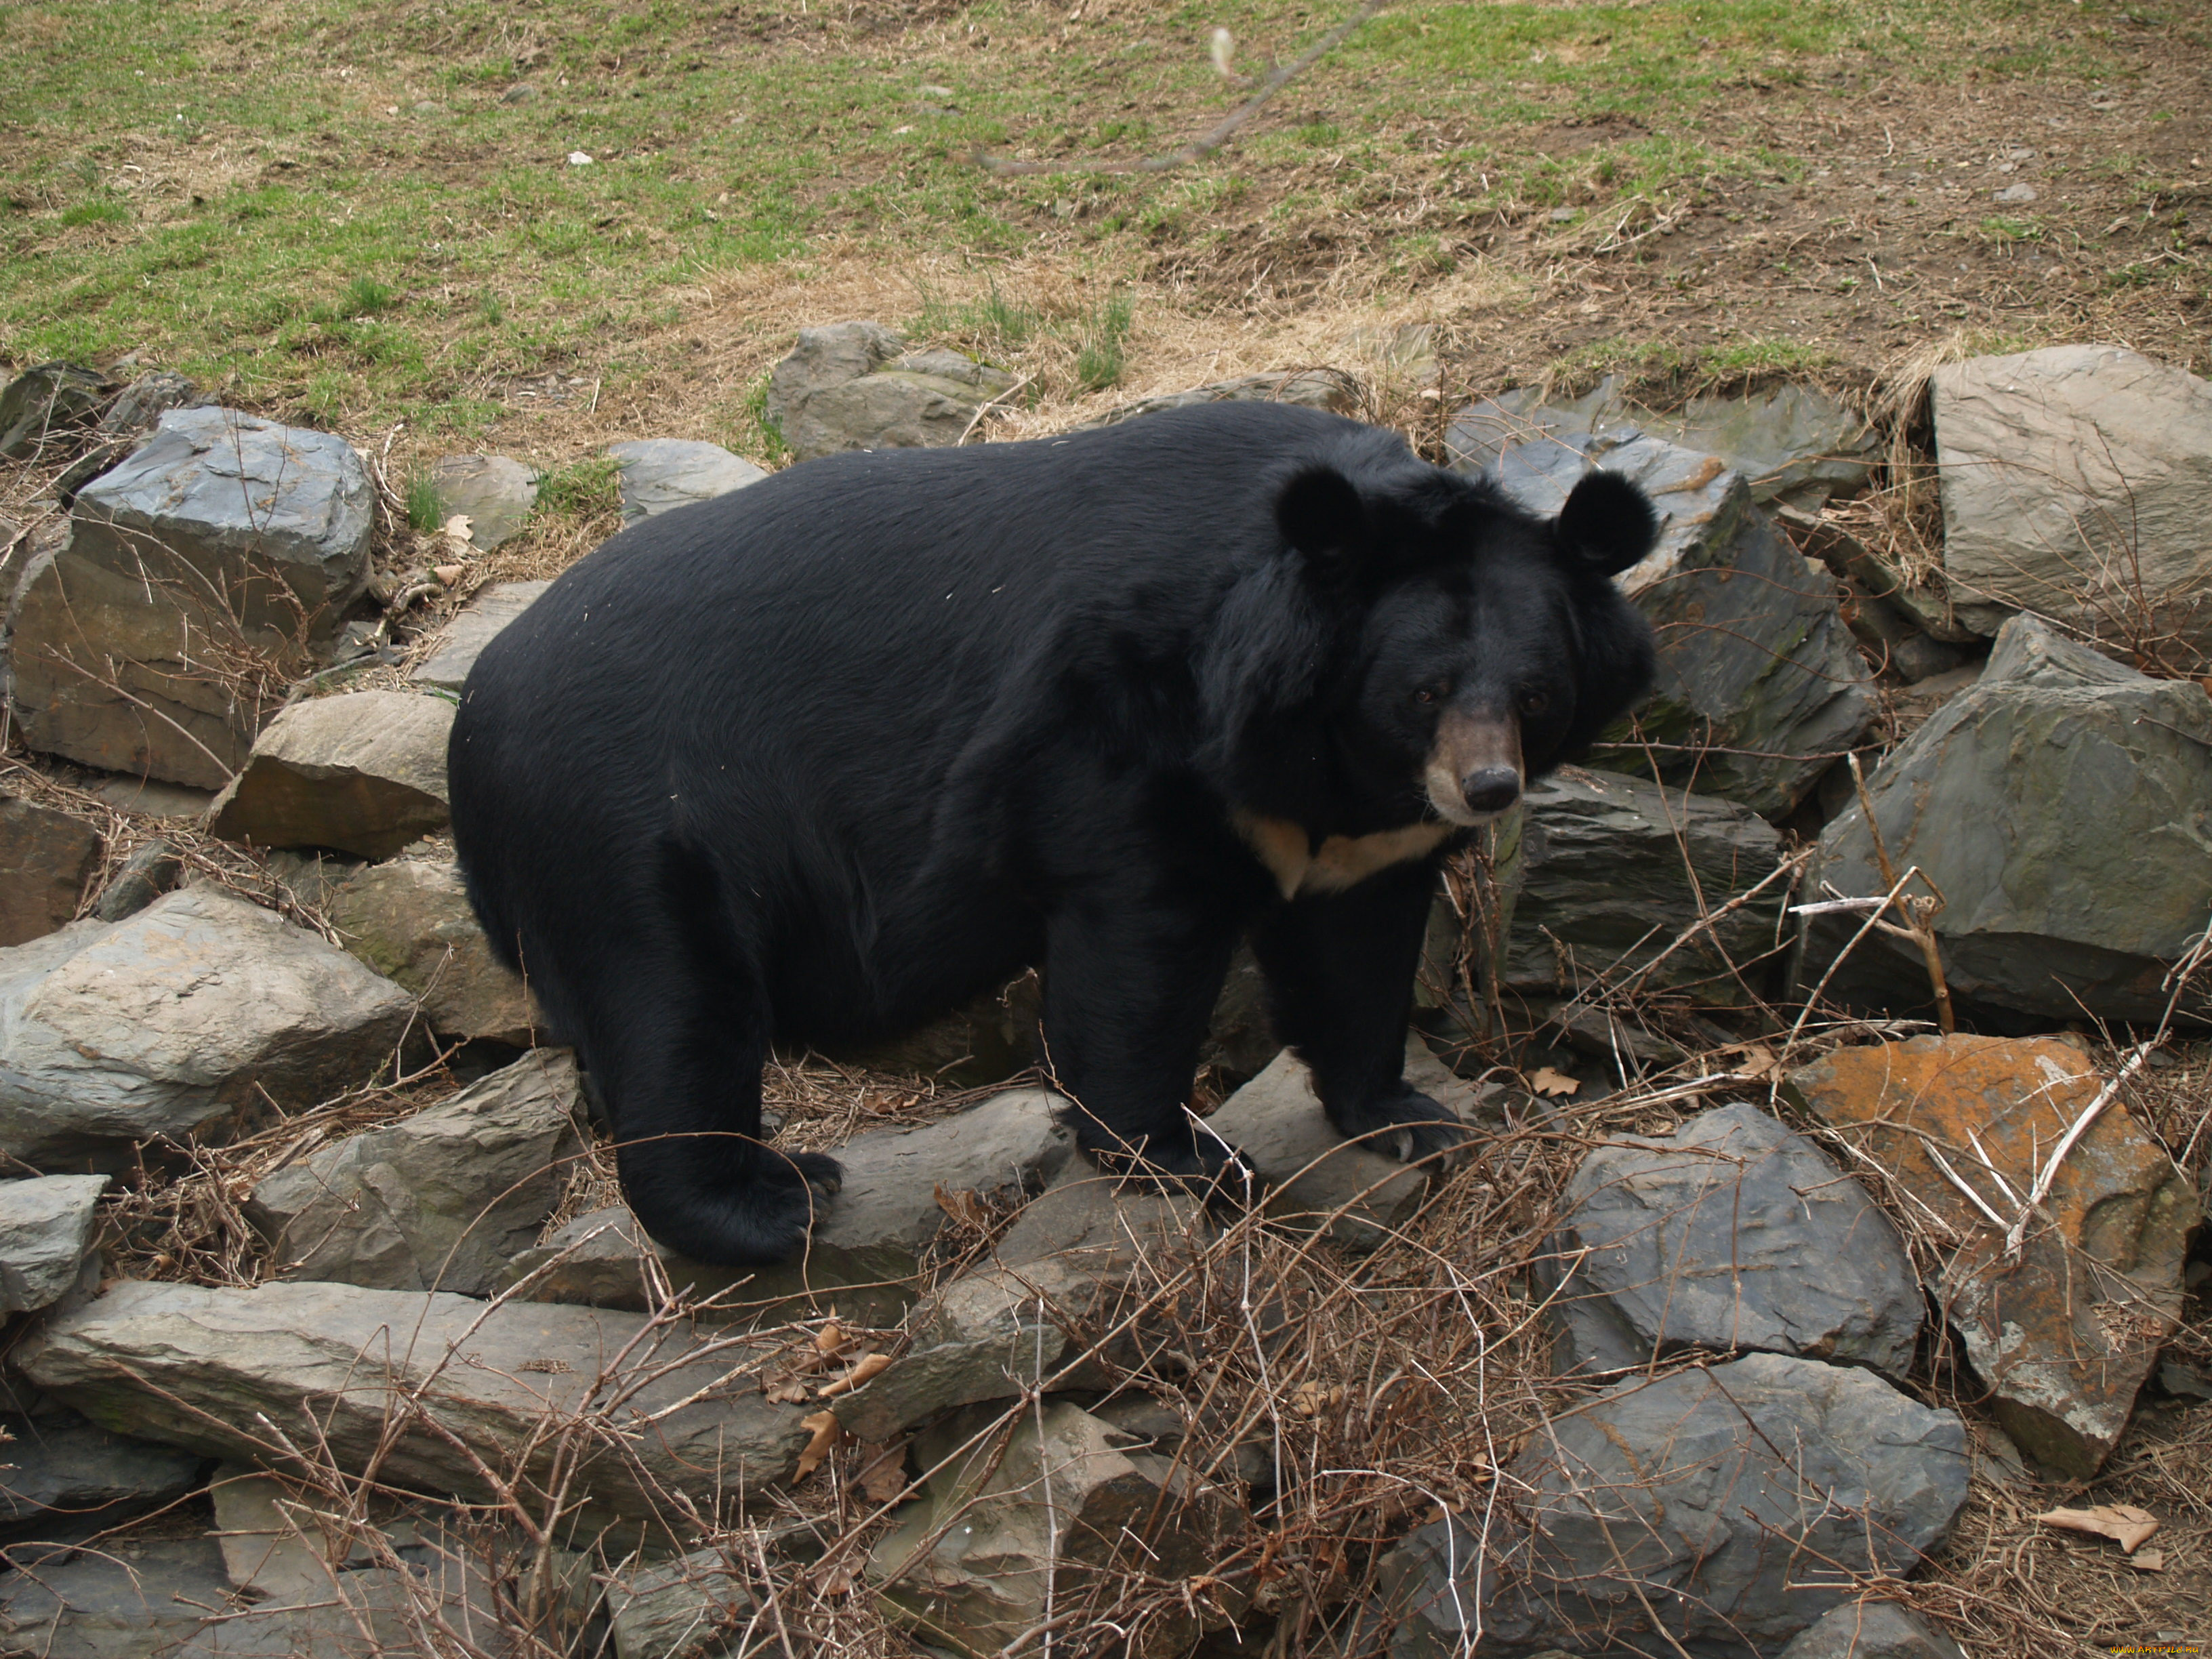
1461,766,1521,814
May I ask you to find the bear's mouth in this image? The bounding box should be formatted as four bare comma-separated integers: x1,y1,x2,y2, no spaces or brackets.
1425,708,1523,825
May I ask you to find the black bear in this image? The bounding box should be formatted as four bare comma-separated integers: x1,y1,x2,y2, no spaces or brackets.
447,402,1656,1265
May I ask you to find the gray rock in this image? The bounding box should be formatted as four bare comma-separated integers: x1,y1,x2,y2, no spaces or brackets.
0,1533,231,1658
428,454,537,548
1495,766,1788,1001
1450,377,1879,510
16,1278,815,1528
608,440,768,525
0,1175,110,1315
90,837,182,923
1780,504,1980,645
0,1408,207,1538
87,774,217,820
1801,615,2212,1022
764,322,1019,460
0,795,101,946
0,886,415,1172
869,1399,1244,1658
1539,1102,1921,1376
98,370,204,436
411,579,550,691
327,858,536,1044
72,407,373,640
832,1168,1212,1441
1931,345,2212,651
1837,575,1969,682
1380,1353,1969,1658
11,409,373,787
247,1049,584,1296
1452,423,1875,815
505,1087,1076,1325
1776,1601,1968,1659
1087,368,1362,428
607,1547,753,1659
206,690,453,859
1204,1037,1475,1252
0,363,116,459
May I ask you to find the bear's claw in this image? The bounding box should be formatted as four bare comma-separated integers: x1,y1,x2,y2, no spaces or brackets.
1330,1086,1473,1167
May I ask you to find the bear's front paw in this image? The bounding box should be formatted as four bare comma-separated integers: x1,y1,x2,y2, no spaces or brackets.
783,1149,844,1200
1329,1087,1473,1167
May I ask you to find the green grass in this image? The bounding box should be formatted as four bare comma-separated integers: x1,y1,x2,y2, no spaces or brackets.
0,0,2160,434
532,454,621,520
1074,290,1134,394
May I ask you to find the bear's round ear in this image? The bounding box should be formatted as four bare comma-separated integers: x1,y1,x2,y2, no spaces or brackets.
1555,469,1659,578
1275,465,1369,571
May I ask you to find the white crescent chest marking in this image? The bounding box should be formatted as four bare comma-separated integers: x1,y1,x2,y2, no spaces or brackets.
1233,812,1456,900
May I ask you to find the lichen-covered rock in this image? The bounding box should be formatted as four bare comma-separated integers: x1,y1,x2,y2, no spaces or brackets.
1540,1102,1921,1376
246,1049,584,1296
0,888,415,1171
870,1399,1244,1658
1380,1353,1969,1658
207,689,453,859
764,323,1017,460
327,858,535,1044
1931,345,2212,649
16,1278,813,1526
1802,615,2212,1023
1449,422,1873,814
0,794,101,947
1788,1033,2200,1479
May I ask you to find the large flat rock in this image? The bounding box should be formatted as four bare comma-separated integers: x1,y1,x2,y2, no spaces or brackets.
207,689,453,859
1931,345,2212,649
0,1406,208,1538
247,1049,584,1296
1802,614,2212,1023
608,440,767,525
0,886,415,1171
0,1174,110,1314
410,579,550,691
504,1086,1076,1325
764,322,1017,461
1540,1102,1921,1376
428,453,537,548
16,1278,814,1527
1381,1353,1969,1658
1450,421,1873,815
1788,1033,2199,1478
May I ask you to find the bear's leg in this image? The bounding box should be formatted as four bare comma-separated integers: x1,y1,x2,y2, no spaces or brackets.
583,942,842,1267
1252,861,1471,1164
1041,897,1250,1195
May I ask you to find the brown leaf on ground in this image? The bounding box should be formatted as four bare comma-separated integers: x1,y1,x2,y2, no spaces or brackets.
794,1410,843,1481
935,1184,989,1227
818,1352,891,1397
856,1437,909,1504
1529,1066,1580,1098
2033,1503,2162,1553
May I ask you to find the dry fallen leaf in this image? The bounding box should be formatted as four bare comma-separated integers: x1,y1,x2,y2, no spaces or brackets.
2129,1548,2166,1572
819,1351,892,1398
763,1380,811,1405
438,514,474,544
935,1184,988,1228
432,562,465,586
2033,1503,2160,1554
857,1437,909,1504
794,1410,842,1480
813,1320,854,1361
1529,1066,1580,1099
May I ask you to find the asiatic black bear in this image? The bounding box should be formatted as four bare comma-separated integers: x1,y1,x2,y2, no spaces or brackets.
448,402,1656,1265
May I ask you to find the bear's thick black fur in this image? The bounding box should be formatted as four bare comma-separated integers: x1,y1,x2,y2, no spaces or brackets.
448,403,1656,1265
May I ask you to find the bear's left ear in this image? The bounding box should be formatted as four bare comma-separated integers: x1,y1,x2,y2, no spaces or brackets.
1555,470,1659,578
1274,465,1370,574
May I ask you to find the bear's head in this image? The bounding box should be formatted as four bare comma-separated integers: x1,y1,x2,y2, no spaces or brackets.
1202,440,1658,836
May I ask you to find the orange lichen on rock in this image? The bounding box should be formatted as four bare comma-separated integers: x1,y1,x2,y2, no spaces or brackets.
1787,1033,2199,1479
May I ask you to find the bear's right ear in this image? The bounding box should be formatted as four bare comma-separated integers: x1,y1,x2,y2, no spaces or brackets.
1555,469,1660,578
1274,465,1370,574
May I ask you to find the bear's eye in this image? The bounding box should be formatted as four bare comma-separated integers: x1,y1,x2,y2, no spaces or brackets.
1414,682,1447,706
1519,689,1551,716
